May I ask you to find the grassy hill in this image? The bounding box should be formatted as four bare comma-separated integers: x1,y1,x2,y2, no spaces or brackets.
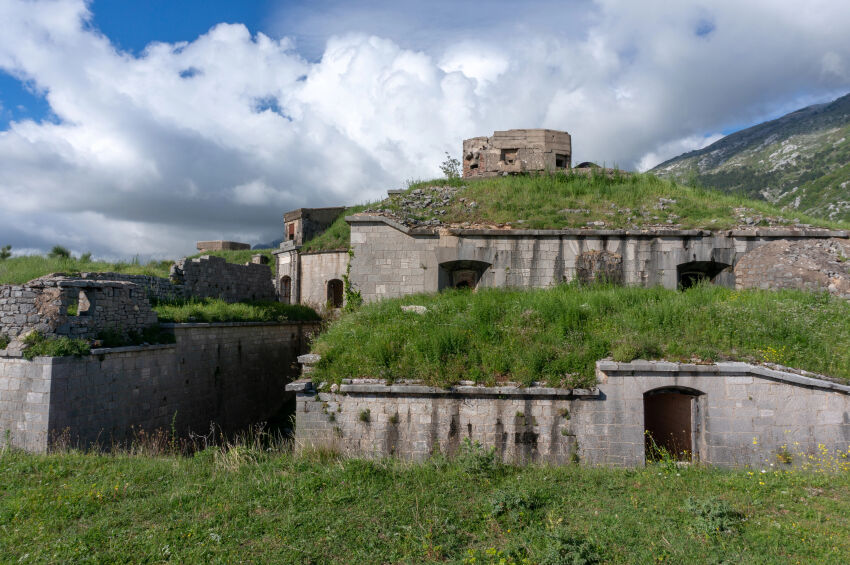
301,172,846,252
652,92,850,222
311,284,850,388
1,444,849,563
0,249,278,286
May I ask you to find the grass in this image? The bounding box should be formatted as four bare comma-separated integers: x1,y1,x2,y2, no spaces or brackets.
311,283,850,387
389,172,847,230
300,205,368,253
153,298,320,323
0,255,173,285
1,442,850,563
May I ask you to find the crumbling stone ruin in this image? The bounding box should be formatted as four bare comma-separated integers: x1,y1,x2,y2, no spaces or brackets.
575,250,624,285
284,207,346,246
170,255,275,302
196,240,250,252
0,275,158,354
734,238,850,298
463,129,572,178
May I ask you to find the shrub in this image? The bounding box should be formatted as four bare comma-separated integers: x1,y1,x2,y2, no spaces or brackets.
439,152,461,180
456,438,500,476
48,245,71,259
0,245,11,260
358,409,371,423
0,334,9,350
22,332,90,360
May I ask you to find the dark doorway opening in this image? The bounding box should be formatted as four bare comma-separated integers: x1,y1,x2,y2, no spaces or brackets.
644,388,700,462
438,260,491,291
280,276,291,304
676,261,731,289
327,279,343,308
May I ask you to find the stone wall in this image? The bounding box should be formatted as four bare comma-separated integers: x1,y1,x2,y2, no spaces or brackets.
196,241,250,252
0,321,320,452
734,238,850,298
283,207,346,246
300,251,349,307
76,272,182,302
0,275,158,351
347,216,848,302
288,360,850,468
170,255,275,302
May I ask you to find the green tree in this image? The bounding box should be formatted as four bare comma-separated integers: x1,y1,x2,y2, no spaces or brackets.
49,245,71,259
0,245,11,260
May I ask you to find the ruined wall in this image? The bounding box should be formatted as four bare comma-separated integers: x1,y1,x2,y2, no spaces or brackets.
463,129,572,178
0,321,321,452
170,255,275,302
0,276,158,351
75,272,182,302
283,207,346,246
299,251,350,307
288,361,850,468
347,216,848,302
734,238,850,298
196,241,250,252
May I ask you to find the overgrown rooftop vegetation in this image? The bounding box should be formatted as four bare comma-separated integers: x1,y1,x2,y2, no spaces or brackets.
298,172,848,252
311,284,850,388
369,172,847,231
152,298,320,324
0,251,173,285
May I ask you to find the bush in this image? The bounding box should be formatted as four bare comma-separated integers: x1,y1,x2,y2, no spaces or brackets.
456,438,500,476
49,245,71,259
0,245,11,260
0,334,9,350
489,486,542,517
21,332,90,359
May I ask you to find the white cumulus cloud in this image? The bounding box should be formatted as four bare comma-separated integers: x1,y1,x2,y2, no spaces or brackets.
0,0,848,258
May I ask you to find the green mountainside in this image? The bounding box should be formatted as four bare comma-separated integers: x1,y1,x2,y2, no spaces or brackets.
651,92,850,222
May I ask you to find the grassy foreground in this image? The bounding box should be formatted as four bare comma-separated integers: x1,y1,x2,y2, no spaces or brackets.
1,444,849,564
312,284,850,387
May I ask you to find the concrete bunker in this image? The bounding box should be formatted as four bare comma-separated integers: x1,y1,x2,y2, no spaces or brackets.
676,261,732,289
327,278,344,308
643,387,703,462
438,260,491,290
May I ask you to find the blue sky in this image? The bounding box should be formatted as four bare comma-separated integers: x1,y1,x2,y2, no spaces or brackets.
0,0,849,258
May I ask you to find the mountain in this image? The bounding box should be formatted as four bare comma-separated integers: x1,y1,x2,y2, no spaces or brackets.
651,92,850,222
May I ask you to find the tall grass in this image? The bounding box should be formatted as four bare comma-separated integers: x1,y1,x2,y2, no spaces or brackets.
0,255,173,285
312,284,850,387
2,443,850,563
153,298,320,323
400,172,846,230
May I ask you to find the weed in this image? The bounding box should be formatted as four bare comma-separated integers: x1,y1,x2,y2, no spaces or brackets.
0,334,9,350
539,530,601,565
21,331,90,360
489,486,542,516
456,438,500,476
685,497,743,536
389,413,399,425
358,409,371,423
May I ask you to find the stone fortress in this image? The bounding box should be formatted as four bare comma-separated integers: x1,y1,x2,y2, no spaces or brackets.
3,128,850,466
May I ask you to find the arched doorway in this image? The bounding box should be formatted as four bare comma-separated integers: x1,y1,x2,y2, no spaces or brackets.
280,276,291,304
644,387,702,462
676,261,732,289
327,279,343,308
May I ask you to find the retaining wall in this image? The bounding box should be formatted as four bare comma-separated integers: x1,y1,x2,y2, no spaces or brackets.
347,216,847,302
289,361,850,468
0,321,320,452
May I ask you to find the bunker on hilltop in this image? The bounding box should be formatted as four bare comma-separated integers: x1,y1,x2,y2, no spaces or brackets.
463,129,572,178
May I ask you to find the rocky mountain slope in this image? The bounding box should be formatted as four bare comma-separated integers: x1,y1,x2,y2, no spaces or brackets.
652,92,850,222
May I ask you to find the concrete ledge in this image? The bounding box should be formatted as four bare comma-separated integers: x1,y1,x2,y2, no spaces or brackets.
599,360,850,394
284,379,599,398
90,343,177,355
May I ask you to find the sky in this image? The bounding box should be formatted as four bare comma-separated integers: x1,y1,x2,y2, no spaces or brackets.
1,0,849,259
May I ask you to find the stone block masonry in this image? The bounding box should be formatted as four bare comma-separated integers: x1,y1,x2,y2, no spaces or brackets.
0,275,158,352
0,320,321,452
289,360,850,468
170,255,275,302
